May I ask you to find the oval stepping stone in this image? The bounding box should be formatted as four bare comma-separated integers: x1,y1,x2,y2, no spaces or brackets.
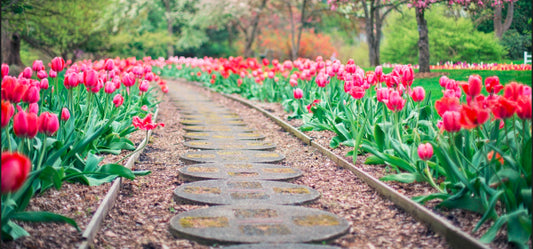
169,204,349,244
178,163,302,181
174,180,319,205
184,132,266,141
182,125,254,133
222,244,341,249
180,150,285,164
182,114,241,120
183,140,276,150
181,119,246,126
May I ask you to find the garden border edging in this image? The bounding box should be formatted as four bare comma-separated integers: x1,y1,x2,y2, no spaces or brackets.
77,106,160,249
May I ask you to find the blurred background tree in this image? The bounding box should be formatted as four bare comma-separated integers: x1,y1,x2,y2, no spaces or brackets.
1,0,530,68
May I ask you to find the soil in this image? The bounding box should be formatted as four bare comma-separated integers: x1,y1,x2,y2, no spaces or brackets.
2,78,518,249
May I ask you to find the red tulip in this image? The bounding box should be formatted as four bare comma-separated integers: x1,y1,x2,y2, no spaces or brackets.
61,107,70,121
484,76,502,94
63,72,79,89
410,86,425,102
307,99,320,113
442,111,461,133
417,143,433,160
160,84,168,93
385,90,405,112
516,95,531,120
293,88,303,99
144,72,154,81
1,63,9,78
461,75,482,97
32,60,45,72
38,112,59,136
1,151,31,193
376,87,390,103
459,104,489,129
13,109,39,138
503,82,523,102
434,97,460,117
132,113,164,130
491,97,516,120
113,94,124,107
487,151,504,165
1,100,14,128
50,57,66,72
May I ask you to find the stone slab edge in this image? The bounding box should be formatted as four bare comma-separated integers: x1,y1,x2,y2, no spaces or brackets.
171,79,489,249
78,106,159,249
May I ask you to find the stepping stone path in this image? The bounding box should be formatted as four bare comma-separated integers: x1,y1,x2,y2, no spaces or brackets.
169,85,347,247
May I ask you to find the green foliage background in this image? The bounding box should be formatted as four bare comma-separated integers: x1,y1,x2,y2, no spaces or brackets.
381,5,507,64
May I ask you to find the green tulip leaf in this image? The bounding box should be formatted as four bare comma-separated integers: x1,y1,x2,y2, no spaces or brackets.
11,211,80,232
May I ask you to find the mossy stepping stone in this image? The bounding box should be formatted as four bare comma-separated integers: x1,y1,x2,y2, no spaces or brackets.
178,163,302,181
169,204,349,244
182,125,254,133
221,244,342,249
183,140,275,150
173,179,319,205
184,132,266,141
180,150,285,164
182,114,242,120
181,119,246,126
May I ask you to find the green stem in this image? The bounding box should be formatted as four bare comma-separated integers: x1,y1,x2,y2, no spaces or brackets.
395,111,402,144
115,130,149,164
36,135,47,171
5,129,13,151
424,161,445,193
84,92,93,132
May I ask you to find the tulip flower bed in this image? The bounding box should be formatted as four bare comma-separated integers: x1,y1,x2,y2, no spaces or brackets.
1,57,167,240
381,62,533,71
157,56,532,248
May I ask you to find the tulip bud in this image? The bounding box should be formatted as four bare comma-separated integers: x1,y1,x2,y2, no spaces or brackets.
410,86,425,102
22,85,40,104
40,78,49,90
22,67,32,78
49,69,57,78
61,107,70,121
139,80,150,92
122,72,136,87
83,69,98,88
442,111,461,133
417,143,433,160
104,59,115,71
28,103,39,114
1,151,31,193
38,112,59,136
36,70,48,80
104,81,116,94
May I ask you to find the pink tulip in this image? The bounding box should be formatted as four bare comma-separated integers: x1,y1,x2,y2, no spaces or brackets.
113,94,124,107
13,109,39,138
104,59,115,71
122,72,136,87
293,88,303,99
417,143,433,160
83,69,98,88
1,63,9,78
1,151,31,193
104,81,116,94
32,60,45,72
40,78,49,90
63,72,79,89
28,103,39,114
61,107,70,121
350,86,365,99
22,67,32,78
49,69,57,78
38,112,59,136
410,86,425,102
385,90,405,112
160,84,168,93
22,85,40,104
442,111,461,133
50,57,66,72
37,70,47,80
139,80,150,92
376,87,391,103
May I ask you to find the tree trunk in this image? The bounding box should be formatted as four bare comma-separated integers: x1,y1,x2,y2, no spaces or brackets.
244,0,268,58
363,1,378,66
416,7,430,73
294,0,307,60
162,0,174,57
493,2,514,40
1,30,24,67
287,1,297,60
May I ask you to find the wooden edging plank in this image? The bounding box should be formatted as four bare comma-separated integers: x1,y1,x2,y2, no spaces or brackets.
218,90,489,249
78,107,159,249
